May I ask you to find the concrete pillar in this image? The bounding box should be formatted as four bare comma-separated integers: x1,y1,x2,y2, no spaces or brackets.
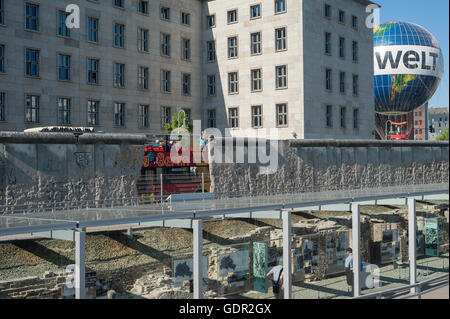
352,203,361,297
193,219,203,299
282,210,292,299
75,229,86,299
408,198,417,295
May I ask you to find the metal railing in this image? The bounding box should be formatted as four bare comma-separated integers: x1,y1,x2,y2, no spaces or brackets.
353,273,449,299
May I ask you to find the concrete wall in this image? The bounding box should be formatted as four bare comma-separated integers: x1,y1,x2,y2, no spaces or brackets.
208,138,450,197
0,132,146,212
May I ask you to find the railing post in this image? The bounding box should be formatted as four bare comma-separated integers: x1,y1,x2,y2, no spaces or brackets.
352,203,361,297
408,198,417,295
160,173,164,202
282,210,292,299
193,219,203,299
75,229,86,299
202,173,205,193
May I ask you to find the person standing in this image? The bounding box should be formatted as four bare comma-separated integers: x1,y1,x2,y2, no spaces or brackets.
107,290,117,299
266,265,284,299
344,248,354,297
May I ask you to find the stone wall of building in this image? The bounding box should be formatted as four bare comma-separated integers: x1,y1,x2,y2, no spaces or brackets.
0,270,98,299
209,139,449,198
0,133,146,212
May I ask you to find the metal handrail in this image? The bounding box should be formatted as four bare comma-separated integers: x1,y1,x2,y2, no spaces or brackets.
353,273,449,299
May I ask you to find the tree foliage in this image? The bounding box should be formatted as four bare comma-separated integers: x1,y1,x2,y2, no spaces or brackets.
164,112,193,134
436,128,449,141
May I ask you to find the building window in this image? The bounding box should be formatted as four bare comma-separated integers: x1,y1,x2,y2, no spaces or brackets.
207,109,216,128
275,27,286,51
0,44,5,73
57,11,70,37
250,4,261,19
228,36,238,58
252,105,263,128
338,10,345,24
0,92,5,121
275,0,286,14
182,73,191,95
325,68,332,91
326,105,332,127
207,41,216,62
340,107,346,128
161,106,171,127
0,0,4,25
207,14,215,28
25,95,39,123
352,15,358,29
207,75,216,96
325,32,331,54
251,32,262,55
228,108,239,128
227,10,238,24
87,100,99,126
114,0,124,8
228,72,239,94
58,54,71,81
25,3,39,31
324,4,331,18
353,74,359,96
58,97,71,125
161,33,171,56
114,103,125,127
138,28,149,52
139,104,150,129
138,66,149,90
182,38,191,60
161,70,171,93
352,41,358,62
114,23,125,48
339,37,345,58
251,69,262,92
275,65,287,89
160,7,170,20
353,108,359,129
88,17,99,43
339,72,345,94
87,58,99,84
113,63,125,88
181,12,191,26
138,1,148,14
25,48,39,77
276,103,288,127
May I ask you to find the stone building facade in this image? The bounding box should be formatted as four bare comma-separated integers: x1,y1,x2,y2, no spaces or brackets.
0,0,375,139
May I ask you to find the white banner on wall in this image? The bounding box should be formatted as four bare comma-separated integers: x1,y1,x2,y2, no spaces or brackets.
374,45,444,78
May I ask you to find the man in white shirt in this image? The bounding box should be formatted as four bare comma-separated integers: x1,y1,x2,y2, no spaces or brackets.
344,248,354,297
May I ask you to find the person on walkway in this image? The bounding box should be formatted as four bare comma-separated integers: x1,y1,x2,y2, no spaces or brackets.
345,248,354,297
107,290,117,299
267,264,284,299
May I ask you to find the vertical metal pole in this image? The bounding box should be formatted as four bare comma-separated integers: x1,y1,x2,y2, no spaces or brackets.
352,203,361,297
202,173,205,193
160,173,163,202
193,219,203,299
408,197,417,295
282,210,292,299
75,229,86,299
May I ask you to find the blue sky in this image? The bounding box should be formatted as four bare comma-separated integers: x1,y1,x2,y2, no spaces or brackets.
374,0,449,109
